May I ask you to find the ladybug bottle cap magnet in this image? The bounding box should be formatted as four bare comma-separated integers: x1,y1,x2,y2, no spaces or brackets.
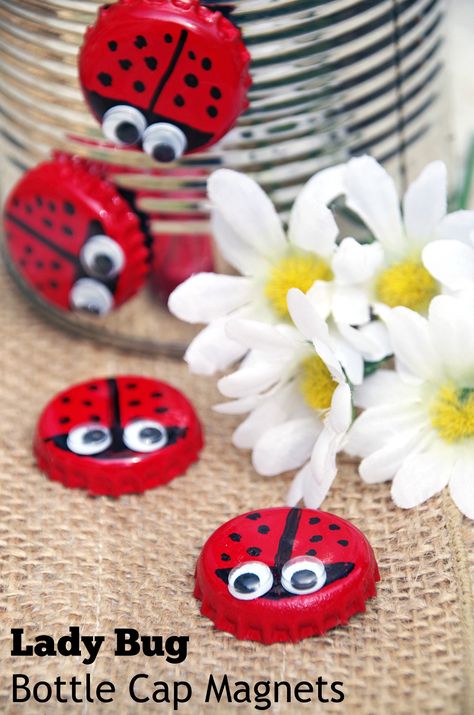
34,376,204,496
195,507,379,643
79,0,251,162
3,156,149,315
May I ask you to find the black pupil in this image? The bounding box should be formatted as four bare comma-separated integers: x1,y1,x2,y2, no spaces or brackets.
116,122,140,145
139,426,163,444
290,569,318,590
83,429,107,444
152,143,176,163
93,253,114,276
234,572,260,594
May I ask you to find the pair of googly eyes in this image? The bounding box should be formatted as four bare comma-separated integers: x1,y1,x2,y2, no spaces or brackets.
228,556,327,600
66,419,167,455
102,106,187,163
70,235,125,315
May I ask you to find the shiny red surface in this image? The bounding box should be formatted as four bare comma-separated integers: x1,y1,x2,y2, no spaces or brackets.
35,375,204,496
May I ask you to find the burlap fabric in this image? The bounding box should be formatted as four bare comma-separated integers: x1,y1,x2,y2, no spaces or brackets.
0,262,473,715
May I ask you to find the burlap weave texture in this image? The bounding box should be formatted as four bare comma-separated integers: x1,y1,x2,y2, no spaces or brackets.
0,265,473,715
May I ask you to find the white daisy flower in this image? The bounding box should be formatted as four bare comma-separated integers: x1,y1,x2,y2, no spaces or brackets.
423,222,474,299
337,155,474,316
346,294,474,520
215,288,352,508
168,166,380,376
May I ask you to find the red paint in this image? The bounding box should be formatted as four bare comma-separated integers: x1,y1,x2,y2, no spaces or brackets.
3,156,148,313
79,0,251,156
34,376,204,496
195,507,379,643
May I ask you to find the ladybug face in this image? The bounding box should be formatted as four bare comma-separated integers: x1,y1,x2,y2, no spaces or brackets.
79,0,251,162
34,376,204,496
4,158,149,314
195,507,379,643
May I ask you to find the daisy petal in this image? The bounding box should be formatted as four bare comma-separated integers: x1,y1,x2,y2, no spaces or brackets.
359,429,430,483
429,295,474,384
354,369,417,409
168,273,253,323
423,240,474,291
436,210,474,245
344,155,405,254
287,462,311,506
232,396,289,449
213,395,260,415
218,360,285,398
385,306,442,382
184,318,247,375
287,288,330,342
346,404,426,457
289,198,339,258
252,417,321,476
306,427,341,507
292,163,347,207
338,320,392,362
403,161,447,245
225,318,294,352
391,448,452,509
306,281,332,320
332,285,371,325
332,237,384,285
449,457,474,520
327,382,352,434
329,330,364,385
208,169,286,258
211,211,267,275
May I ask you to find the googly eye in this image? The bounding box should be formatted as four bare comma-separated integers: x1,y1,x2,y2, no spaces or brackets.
123,419,168,453
142,123,187,163
102,105,147,146
80,235,125,279
70,278,114,315
228,561,273,601
281,556,326,595
67,424,112,456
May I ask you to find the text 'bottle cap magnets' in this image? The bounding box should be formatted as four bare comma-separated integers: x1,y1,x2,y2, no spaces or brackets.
3,156,149,315
34,375,204,496
79,0,251,162
195,507,379,643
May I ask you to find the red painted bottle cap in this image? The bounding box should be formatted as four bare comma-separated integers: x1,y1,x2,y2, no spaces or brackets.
79,0,251,161
195,507,379,643
34,375,204,496
3,156,149,314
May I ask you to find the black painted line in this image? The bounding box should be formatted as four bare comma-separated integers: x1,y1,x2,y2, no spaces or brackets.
5,212,80,267
148,29,188,112
274,508,301,571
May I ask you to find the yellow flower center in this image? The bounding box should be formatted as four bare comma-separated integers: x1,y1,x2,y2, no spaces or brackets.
265,251,333,319
430,384,474,443
375,258,438,312
299,355,337,411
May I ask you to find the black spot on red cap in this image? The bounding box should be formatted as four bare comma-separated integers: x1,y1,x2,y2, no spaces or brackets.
306,549,317,556
145,57,158,70
108,41,118,52
229,533,241,542
129,400,141,406
246,513,261,521
98,72,112,87
64,202,75,215
202,57,212,70
62,226,73,237
61,397,71,404
247,547,262,557
134,81,146,93
310,535,323,543
207,106,218,118
221,553,231,561
59,417,70,424
174,95,185,107
188,50,196,60
338,540,349,546
329,524,341,531
210,86,221,100
258,525,270,534
164,33,173,43
154,407,168,414
309,517,320,524
151,392,162,398
185,74,198,88
135,35,147,49
119,59,132,70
